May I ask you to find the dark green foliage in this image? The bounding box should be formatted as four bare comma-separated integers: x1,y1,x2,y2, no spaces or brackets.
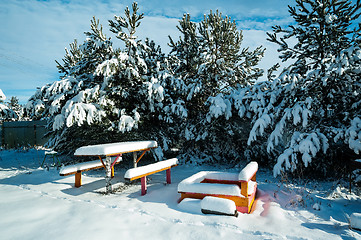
267,0,361,74
167,10,265,164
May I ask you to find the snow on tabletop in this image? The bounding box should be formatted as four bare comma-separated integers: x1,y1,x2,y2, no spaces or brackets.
238,161,258,181
356,159,361,163
350,213,361,230
74,141,158,156
60,157,122,175
124,158,178,179
201,196,236,215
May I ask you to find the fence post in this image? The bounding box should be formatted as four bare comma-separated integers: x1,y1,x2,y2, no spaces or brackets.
0,123,3,147
33,124,37,146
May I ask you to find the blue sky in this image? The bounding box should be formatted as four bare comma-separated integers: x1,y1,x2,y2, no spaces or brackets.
0,0,293,104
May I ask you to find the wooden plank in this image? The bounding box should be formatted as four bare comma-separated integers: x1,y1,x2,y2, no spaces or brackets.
125,164,178,181
60,160,121,176
136,150,148,164
60,164,105,176
241,182,248,197
105,147,156,157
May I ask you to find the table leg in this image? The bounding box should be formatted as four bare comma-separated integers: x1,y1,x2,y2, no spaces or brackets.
105,156,112,193
75,171,82,187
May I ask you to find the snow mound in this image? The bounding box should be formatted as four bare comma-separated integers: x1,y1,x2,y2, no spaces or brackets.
201,196,237,216
350,213,361,230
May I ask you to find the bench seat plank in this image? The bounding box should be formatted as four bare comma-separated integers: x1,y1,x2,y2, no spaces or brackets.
124,158,178,180
59,157,122,176
124,158,178,195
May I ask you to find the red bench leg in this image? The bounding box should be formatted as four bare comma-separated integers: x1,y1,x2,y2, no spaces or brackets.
166,168,171,184
141,176,147,195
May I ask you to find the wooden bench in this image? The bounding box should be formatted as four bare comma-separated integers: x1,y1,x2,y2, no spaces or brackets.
60,156,122,187
124,158,178,195
178,161,258,214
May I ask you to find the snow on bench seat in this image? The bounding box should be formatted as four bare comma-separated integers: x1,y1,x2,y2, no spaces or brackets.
124,158,178,180
60,157,122,176
178,171,242,196
74,141,158,156
178,171,257,197
124,158,178,195
59,156,122,187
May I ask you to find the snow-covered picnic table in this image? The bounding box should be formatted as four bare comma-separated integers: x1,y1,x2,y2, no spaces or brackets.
72,141,158,192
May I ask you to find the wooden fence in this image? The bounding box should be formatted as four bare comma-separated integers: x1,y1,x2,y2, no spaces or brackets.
0,120,49,148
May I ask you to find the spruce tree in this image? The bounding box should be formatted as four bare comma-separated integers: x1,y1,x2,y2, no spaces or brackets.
267,0,361,75
168,14,200,79
26,2,170,157
0,90,18,121
241,0,361,177
7,97,23,120
167,11,264,163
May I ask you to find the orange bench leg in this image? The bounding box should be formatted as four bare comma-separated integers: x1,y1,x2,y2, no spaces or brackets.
141,176,147,195
75,171,82,188
111,166,115,178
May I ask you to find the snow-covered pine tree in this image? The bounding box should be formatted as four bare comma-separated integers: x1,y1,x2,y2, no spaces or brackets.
0,89,18,121
7,97,23,120
168,11,265,164
26,15,115,151
26,2,170,158
168,13,200,80
102,2,171,154
241,0,361,177
267,0,360,75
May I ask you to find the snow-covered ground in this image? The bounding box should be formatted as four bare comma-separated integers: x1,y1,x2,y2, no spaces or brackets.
0,148,360,240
